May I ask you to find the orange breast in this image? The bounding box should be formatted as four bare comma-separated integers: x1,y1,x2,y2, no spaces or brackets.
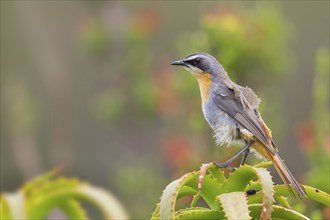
196,73,212,105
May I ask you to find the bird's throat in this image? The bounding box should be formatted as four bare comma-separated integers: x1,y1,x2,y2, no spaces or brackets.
195,73,212,104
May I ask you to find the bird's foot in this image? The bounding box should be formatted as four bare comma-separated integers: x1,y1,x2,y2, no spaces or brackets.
212,162,237,172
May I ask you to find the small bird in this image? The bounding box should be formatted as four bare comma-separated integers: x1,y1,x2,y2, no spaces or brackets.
171,52,306,198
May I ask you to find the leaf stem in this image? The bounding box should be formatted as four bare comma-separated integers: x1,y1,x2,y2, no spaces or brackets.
190,191,201,208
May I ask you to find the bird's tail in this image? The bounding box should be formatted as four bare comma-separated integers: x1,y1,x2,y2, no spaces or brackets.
270,152,307,199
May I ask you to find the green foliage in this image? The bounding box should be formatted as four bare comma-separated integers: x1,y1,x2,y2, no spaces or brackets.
93,91,126,122
80,20,109,55
92,10,160,124
0,169,128,219
177,4,291,85
151,163,329,220
292,47,330,219
308,48,330,193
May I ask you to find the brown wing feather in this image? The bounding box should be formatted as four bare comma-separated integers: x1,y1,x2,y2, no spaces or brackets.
213,88,276,154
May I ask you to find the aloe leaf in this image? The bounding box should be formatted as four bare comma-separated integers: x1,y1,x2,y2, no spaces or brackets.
0,195,14,220
160,173,195,220
177,186,197,200
222,166,257,192
245,180,262,191
21,168,60,193
254,161,273,168
246,191,262,204
154,163,329,220
190,191,201,208
76,184,128,219
274,185,330,206
198,163,212,190
208,165,225,184
1,192,25,220
58,199,88,219
274,196,292,209
217,191,251,220
198,163,225,190
249,204,310,220
159,172,222,217
246,181,329,208
175,207,224,220
151,203,160,219
185,174,223,210
224,165,274,219
254,167,274,219
27,182,128,219
26,177,81,218
159,171,224,219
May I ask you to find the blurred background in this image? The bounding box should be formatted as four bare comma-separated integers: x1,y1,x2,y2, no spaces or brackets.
1,1,329,218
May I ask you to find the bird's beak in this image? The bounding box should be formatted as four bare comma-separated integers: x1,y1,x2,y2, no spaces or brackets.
170,59,186,67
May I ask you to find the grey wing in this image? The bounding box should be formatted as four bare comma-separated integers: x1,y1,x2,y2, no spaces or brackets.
224,81,261,110
238,85,261,109
213,87,276,154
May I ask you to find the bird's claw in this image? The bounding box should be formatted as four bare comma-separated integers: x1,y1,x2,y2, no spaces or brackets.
213,162,237,171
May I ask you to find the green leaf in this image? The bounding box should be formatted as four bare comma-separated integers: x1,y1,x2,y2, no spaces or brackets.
223,165,274,219
198,163,225,187
274,196,292,209
3,171,128,220
151,203,160,220
217,191,251,220
27,184,129,219
0,195,14,220
175,207,224,220
159,173,196,220
247,191,262,204
76,184,129,219
1,192,25,220
222,166,257,192
154,163,329,219
249,204,310,220
21,168,60,193
254,167,274,219
185,174,223,210
274,185,330,207
58,200,88,219
254,161,273,168
177,186,198,200
159,171,224,219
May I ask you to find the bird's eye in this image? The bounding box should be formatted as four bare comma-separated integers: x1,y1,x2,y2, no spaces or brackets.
193,58,201,65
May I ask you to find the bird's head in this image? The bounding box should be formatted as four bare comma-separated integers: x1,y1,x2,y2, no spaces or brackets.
170,52,223,78
171,53,226,104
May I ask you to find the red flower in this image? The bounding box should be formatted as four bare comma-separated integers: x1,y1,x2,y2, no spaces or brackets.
295,121,314,152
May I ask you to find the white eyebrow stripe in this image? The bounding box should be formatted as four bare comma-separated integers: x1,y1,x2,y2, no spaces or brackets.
184,54,201,61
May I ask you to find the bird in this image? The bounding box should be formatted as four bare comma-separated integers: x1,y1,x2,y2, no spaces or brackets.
171,52,307,199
